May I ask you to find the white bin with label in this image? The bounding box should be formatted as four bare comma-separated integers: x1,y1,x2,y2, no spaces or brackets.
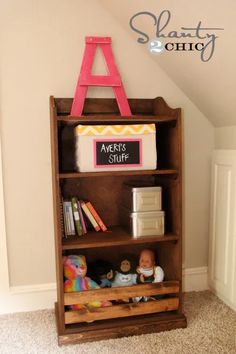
74,124,157,172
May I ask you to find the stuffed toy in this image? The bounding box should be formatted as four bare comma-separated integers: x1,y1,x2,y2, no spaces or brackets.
111,255,137,303
133,249,164,302
87,259,113,288
63,255,112,310
111,255,137,288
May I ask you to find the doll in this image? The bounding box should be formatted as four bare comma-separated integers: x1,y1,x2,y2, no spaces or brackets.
133,249,164,302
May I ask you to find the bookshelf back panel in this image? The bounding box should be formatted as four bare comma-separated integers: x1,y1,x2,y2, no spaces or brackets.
156,123,180,170
58,122,179,173
62,242,180,282
61,175,154,227
61,175,179,234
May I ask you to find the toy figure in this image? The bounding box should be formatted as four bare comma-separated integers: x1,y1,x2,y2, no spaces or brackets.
63,255,112,310
133,249,164,302
88,259,113,288
111,255,137,303
111,256,137,287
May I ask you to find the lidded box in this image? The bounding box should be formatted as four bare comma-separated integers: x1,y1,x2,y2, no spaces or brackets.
122,181,162,212
121,207,165,238
74,124,157,172
120,181,165,238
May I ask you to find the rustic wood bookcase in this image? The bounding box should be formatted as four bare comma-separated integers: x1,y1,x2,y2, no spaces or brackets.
50,96,187,345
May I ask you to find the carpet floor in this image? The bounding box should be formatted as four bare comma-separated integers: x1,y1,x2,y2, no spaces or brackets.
0,291,235,354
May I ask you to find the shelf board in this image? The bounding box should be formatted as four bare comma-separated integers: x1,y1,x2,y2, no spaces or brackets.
57,115,177,125
59,169,178,179
62,226,179,250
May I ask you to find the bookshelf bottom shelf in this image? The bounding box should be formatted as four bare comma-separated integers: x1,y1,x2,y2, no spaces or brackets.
65,297,179,324
55,302,187,345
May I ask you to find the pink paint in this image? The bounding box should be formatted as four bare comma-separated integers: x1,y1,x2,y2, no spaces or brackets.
70,36,132,117
93,138,143,168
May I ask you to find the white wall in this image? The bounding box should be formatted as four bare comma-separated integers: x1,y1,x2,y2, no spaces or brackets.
101,0,236,127
0,0,214,288
215,126,236,149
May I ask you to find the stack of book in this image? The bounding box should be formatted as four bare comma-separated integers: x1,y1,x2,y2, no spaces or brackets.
62,197,107,237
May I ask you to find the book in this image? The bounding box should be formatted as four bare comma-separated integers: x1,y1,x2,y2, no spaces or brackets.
63,201,76,236
71,197,83,236
68,201,75,235
77,200,87,235
80,200,100,232
60,197,66,238
86,201,107,232
63,201,70,236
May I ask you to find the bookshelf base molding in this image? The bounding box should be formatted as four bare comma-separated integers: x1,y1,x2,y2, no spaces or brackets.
55,302,187,345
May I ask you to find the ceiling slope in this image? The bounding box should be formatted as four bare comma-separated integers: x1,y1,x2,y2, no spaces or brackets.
100,0,236,127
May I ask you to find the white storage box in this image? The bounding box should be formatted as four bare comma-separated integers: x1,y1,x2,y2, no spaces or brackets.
120,206,165,238
122,182,162,212
75,124,157,172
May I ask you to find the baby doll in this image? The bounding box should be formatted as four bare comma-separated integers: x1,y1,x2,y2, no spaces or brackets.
134,249,164,302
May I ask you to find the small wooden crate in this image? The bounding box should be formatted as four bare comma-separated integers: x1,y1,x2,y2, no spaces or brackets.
64,281,179,324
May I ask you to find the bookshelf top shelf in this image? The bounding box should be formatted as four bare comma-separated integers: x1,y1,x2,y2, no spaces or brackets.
51,97,180,124
59,169,178,179
57,115,177,125
62,226,179,250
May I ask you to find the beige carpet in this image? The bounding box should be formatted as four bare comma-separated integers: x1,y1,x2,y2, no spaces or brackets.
0,291,235,354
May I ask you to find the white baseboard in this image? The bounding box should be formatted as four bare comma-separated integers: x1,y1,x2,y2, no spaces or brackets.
0,267,209,314
182,266,209,292
0,283,56,314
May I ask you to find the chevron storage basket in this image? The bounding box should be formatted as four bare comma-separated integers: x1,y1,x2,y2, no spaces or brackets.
75,124,157,172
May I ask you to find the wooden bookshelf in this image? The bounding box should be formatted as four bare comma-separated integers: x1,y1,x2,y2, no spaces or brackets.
50,96,187,345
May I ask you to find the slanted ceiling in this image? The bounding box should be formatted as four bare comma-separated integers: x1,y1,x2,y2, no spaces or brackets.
100,0,236,127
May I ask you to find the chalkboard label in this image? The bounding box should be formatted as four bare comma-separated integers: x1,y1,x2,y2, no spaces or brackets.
94,139,142,167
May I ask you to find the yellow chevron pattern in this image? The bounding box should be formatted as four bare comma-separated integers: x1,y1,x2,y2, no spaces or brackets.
75,124,156,136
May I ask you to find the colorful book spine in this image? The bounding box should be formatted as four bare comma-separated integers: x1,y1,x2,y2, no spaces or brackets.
80,201,100,232
60,197,66,238
71,197,83,236
86,202,107,232
62,200,68,237
63,201,76,236
77,200,87,234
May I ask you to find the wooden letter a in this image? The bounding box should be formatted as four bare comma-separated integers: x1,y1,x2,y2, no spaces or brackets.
70,36,132,116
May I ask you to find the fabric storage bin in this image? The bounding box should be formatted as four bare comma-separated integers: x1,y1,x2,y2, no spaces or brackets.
74,124,157,172
122,182,162,212
120,206,165,238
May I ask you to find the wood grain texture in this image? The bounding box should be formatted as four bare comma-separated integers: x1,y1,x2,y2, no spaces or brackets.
59,169,178,179
50,97,66,331
57,115,177,125
65,298,179,324
64,281,179,305
62,226,178,250
57,312,186,345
